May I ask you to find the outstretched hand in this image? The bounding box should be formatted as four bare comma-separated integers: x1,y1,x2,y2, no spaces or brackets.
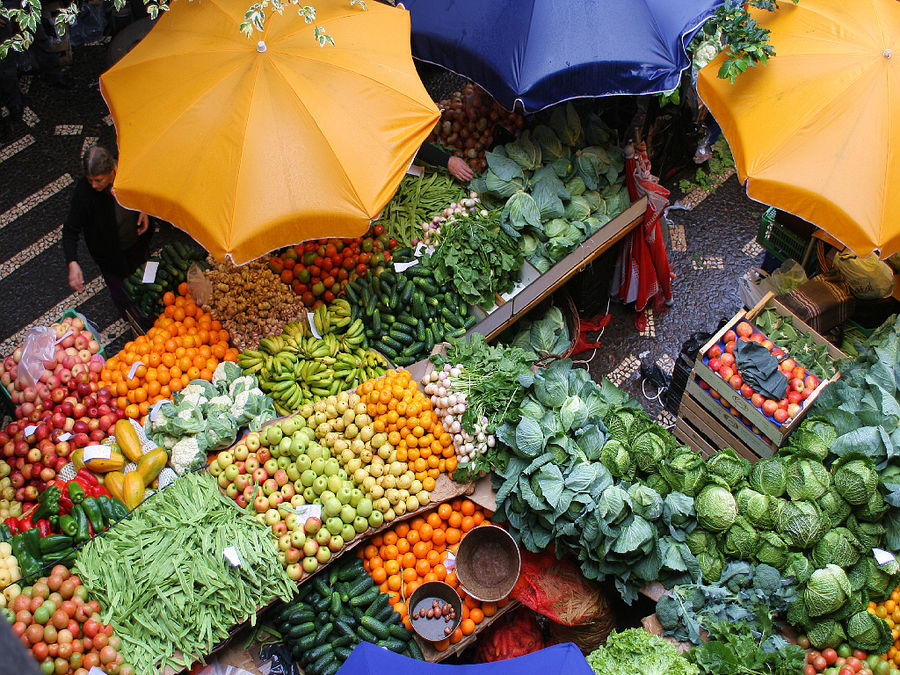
447,156,474,182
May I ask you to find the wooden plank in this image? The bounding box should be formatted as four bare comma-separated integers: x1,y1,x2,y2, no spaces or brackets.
415,599,519,662
680,388,764,461
674,417,717,457
468,196,647,341
684,378,775,458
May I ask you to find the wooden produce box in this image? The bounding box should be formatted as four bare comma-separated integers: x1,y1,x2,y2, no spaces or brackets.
689,292,845,454
675,378,777,460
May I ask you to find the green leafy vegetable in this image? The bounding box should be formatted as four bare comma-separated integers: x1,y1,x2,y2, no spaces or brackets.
586,628,698,675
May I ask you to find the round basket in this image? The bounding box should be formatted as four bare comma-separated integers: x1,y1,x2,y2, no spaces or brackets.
533,295,580,368
407,581,462,642
455,524,521,602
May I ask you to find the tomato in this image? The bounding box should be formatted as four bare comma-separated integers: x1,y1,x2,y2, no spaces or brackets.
268,259,283,274
323,275,335,288
847,657,863,672
373,223,385,235
40,659,54,675
805,666,818,675
839,646,853,659
361,239,374,253
856,652,870,662
82,620,100,639
324,243,337,257
308,265,321,278
282,257,295,270
291,280,304,295
324,290,335,303
341,257,355,270
814,656,828,671
301,292,314,306
825,649,839,665
282,247,298,260
321,258,334,272
841,669,855,675
389,238,398,248
303,251,317,265
355,263,368,276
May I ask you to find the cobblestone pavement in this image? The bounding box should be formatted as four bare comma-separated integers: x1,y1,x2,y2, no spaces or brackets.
0,42,767,426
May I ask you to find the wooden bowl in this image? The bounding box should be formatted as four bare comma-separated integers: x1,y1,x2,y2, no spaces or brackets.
407,581,462,642
455,524,521,602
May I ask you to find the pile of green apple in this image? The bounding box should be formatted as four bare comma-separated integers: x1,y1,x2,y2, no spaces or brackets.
296,390,431,520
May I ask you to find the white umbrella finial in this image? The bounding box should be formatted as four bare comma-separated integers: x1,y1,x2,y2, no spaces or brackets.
257,40,267,53
884,49,892,58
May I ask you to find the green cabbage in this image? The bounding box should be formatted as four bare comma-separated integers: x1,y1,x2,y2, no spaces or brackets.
631,428,669,474
628,483,663,521
723,515,759,560
845,611,893,654
549,102,582,147
695,485,738,532
686,529,718,557
811,528,861,569
804,564,851,616
817,488,852,527
855,490,888,522
484,169,524,198
599,439,634,480
661,450,709,497
785,553,815,585
707,449,751,488
805,618,847,650
502,191,542,231
575,146,611,190
530,179,566,221
505,131,542,170
777,500,831,550
564,176,586,196
833,456,879,505
755,531,789,571
645,472,671,497
531,125,566,162
785,456,831,501
564,195,592,221
749,456,788,497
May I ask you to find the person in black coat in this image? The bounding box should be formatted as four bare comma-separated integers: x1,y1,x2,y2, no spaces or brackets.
62,146,152,318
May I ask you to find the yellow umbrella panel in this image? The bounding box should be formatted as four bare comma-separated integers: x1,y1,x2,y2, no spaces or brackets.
100,0,440,264
697,0,900,258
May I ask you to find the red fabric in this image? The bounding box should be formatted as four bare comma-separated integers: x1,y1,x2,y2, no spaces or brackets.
613,142,672,313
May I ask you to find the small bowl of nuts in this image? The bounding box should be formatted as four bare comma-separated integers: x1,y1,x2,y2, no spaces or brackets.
407,581,462,642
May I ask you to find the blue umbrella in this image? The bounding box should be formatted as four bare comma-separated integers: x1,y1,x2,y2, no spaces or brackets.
337,641,594,675
404,0,721,112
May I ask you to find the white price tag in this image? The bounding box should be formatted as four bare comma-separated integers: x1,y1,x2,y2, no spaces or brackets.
307,313,322,339
443,551,456,572
89,667,107,675
142,261,159,283
57,432,72,441
393,260,419,273
149,399,169,422
874,548,897,566
83,445,112,462
297,504,322,522
24,425,37,436
55,330,73,345
413,242,429,258
223,546,242,567
127,360,144,379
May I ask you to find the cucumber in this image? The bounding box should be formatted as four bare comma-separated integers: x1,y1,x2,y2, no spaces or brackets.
312,652,337,674
334,619,358,640
441,307,462,327
393,356,415,366
338,560,366,581
347,575,374,597
305,643,333,664
377,638,408,653
314,622,334,644
411,291,426,318
330,591,342,616
416,320,426,342
288,622,316,639
372,309,382,335
388,327,414,346
357,625,378,643
360,615,390,640
331,634,354,648
400,281,415,306
321,659,341,675
380,270,396,284
392,247,414,260
401,341,425,357
380,335,403,353
417,279,439,295
397,314,418,327
388,624,410,641
350,587,380,607
375,603,396,624
313,575,330,598
381,312,396,325
334,645,354,662
463,315,477,329
407,638,425,661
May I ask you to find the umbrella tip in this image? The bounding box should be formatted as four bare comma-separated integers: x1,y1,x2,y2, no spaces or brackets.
257,40,267,53
885,49,892,59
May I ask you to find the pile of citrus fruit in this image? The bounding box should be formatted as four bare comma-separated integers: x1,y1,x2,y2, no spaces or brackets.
99,286,238,419
359,499,508,652
357,370,457,494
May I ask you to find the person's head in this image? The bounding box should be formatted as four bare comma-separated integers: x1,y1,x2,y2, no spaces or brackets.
83,146,117,191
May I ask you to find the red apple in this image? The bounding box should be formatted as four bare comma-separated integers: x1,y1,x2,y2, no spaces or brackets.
761,340,774,351
740,384,754,399
771,348,785,358
787,402,802,418
707,345,723,359
719,366,734,382
708,358,721,372
804,374,820,390
720,353,735,368
751,393,764,408
730,374,743,390
792,365,806,381
778,398,789,410
723,329,737,343
736,322,753,338
780,358,796,373
787,390,803,404
749,333,765,343
790,378,805,393
724,341,736,355
774,408,789,423
762,400,778,417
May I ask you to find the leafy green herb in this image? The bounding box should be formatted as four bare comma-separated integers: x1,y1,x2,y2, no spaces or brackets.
688,614,805,675
586,628,698,675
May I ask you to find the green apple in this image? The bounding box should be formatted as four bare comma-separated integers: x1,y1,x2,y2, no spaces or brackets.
368,510,383,528
326,516,344,535
341,523,356,542
315,547,332,564
349,489,363,508
324,498,342,518
302,556,318,574
340,505,356,524
337,486,353,505
356,498,373,518
245,433,261,451
316,527,332,546
300,470,316,487
353,516,369,534
327,475,344,494
313,475,329,495
290,530,307,548
296,455,312,472
266,425,283,447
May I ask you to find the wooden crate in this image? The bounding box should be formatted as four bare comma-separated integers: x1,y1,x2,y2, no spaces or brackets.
692,292,845,449
674,386,771,462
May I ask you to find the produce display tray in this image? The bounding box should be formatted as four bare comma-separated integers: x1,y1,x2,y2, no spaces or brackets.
414,599,519,662
691,292,845,448
465,196,647,342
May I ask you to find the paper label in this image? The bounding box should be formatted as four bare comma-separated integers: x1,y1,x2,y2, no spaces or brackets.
874,548,897,566
223,546,242,567
24,425,37,436
127,360,144,379
89,667,107,675
149,399,169,422
406,163,423,177
393,260,419,273
55,330,73,345
413,242,429,258
142,261,159,284
57,432,72,441
83,445,112,461
443,551,456,572
307,313,322,339
278,503,322,522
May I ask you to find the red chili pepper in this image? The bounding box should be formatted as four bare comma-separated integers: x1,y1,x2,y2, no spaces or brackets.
75,469,99,487
87,520,95,538
4,517,20,534
36,519,51,537
58,494,73,515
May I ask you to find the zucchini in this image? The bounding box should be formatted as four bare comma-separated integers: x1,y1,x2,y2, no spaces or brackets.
360,615,390,640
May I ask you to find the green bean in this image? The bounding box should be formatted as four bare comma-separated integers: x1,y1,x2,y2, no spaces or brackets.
74,472,295,675
378,169,467,246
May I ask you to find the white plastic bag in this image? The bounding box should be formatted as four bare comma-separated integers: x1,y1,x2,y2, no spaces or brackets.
17,327,57,386
739,268,776,309
770,259,808,295
834,252,894,300
187,263,212,306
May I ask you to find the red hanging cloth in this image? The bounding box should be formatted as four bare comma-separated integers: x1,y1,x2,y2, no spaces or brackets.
610,141,673,325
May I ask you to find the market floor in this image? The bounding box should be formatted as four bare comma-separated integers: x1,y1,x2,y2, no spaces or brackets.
0,40,765,427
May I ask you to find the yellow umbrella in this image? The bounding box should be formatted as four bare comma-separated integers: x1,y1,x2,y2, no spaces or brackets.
100,0,439,264
697,0,900,258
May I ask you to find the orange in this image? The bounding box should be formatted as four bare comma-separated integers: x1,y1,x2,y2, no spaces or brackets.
460,619,475,636
438,504,453,520
448,513,462,529
415,559,430,577
426,550,441,567
384,560,400,576
402,567,418,583
371,568,387,584
383,531,398,546
370,556,384,571
481,602,497,617
406,529,420,546
450,628,463,644
446,570,458,588
423,476,437,491
432,564,447,581
426,512,442,529
445,528,461,545
412,541,430,559
469,607,484,625
396,539,410,555
461,501,475,516
401,552,417,569
431,529,446,547
461,516,475,533
433,639,450,653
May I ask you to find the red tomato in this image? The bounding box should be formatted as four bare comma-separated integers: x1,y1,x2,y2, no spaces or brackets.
280,269,293,283
324,290,335,303
336,268,349,281
824,649,838,665
308,265,321,277
840,669,854,675
355,263,367,276
813,656,828,672
341,257,355,270
373,223,384,235
323,275,335,288
803,665,817,675
304,242,317,252
301,292,315,306
854,652,868,662
324,244,337,257
389,238,398,248
847,658,862,673
808,652,820,665
321,258,334,272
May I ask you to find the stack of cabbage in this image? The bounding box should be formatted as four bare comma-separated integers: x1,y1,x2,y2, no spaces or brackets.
144,361,277,474
470,103,630,273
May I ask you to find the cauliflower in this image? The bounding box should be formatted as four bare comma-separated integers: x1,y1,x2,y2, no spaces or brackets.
169,436,206,475
207,395,233,408
231,388,266,425
212,361,243,389
228,375,257,399
179,385,210,407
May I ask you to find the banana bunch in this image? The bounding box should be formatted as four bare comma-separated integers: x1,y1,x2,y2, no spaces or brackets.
311,299,352,336
237,315,388,415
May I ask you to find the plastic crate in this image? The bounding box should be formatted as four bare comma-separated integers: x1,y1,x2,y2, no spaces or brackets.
756,207,810,264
